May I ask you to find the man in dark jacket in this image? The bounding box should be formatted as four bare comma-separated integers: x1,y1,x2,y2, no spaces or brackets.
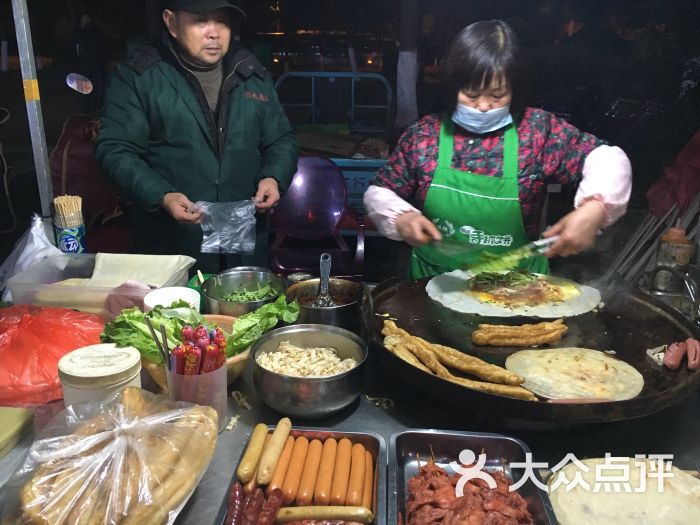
96,0,298,273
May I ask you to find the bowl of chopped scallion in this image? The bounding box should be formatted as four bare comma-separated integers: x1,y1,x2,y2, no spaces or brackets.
201,267,287,316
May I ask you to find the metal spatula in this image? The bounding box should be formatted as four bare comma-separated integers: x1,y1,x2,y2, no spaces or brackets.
311,252,337,307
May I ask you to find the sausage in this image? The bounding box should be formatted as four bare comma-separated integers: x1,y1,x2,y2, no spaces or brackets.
224,481,244,525
345,443,366,506
275,506,374,523
257,488,284,525
242,487,265,525
329,438,352,505
245,434,271,494
257,417,292,485
664,341,688,370
685,338,700,370
282,436,309,504
267,436,295,496
297,439,323,505
314,438,338,505
237,423,269,483
361,449,373,510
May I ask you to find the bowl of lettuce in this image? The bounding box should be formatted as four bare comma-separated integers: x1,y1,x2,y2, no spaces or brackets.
100,297,299,390
201,268,287,317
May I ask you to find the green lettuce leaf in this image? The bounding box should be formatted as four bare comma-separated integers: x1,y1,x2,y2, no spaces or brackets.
226,295,299,356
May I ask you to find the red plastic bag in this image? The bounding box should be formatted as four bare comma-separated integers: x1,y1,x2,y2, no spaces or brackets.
0,305,105,405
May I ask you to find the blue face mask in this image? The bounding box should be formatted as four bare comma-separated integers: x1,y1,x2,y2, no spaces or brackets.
451,103,513,134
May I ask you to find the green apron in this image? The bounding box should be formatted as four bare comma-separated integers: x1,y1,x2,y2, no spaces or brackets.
409,117,549,280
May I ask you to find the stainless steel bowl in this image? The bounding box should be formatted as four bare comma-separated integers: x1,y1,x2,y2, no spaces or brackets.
252,324,367,419
201,268,287,316
285,278,362,334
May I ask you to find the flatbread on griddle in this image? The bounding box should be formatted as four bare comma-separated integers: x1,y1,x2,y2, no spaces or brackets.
426,269,601,317
549,457,700,525
505,348,644,401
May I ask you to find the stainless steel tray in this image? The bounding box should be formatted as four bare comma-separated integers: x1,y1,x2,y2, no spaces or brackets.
389,429,556,525
219,426,387,524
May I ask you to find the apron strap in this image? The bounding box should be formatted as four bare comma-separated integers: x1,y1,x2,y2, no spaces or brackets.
438,117,455,170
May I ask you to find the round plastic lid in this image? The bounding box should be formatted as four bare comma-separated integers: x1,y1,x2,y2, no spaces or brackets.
58,344,141,389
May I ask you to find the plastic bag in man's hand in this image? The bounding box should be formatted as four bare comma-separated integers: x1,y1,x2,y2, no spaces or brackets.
0,387,218,525
193,200,256,254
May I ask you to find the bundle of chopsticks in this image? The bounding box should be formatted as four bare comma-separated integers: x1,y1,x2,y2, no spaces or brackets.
471,319,567,347
53,195,84,229
381,320,536,401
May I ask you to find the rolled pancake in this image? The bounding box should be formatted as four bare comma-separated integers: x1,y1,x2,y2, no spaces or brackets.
426,270,601,317
549,457,700,525
505,348,644,400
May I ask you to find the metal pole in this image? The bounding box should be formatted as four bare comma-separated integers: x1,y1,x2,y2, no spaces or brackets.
12,0,53,218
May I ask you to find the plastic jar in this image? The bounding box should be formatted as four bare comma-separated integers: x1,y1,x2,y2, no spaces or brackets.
58,344,142,407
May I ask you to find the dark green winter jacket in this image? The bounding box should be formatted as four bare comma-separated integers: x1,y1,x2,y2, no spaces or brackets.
95,40,298,273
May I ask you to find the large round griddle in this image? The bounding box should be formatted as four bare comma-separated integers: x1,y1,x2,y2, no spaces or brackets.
368,278,700,428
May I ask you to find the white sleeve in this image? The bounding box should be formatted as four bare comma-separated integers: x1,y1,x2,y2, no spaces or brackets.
575,145,632,228
363,185,420,241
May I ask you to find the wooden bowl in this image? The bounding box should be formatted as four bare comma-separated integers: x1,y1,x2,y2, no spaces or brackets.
142,314,249,391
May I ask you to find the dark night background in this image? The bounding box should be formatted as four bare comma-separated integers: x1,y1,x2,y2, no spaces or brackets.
2,0,700,271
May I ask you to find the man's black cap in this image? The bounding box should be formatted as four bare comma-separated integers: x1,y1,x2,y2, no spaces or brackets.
164,0,246,19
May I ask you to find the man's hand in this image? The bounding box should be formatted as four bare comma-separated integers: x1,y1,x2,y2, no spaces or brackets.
543,200,607,257
395,211,442,246
254,178,280,212
161,192,202,224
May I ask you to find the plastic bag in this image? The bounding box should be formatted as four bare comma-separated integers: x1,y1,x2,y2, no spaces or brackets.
0,305,105,406
1,387,218,525
194,200,256,254
0,214,62,302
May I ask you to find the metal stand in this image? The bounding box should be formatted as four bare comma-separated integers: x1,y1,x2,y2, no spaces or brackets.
11,0,53,218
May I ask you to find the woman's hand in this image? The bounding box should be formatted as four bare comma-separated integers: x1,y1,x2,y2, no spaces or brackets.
161,192,202,224
395,211,442,246
543,200,607,257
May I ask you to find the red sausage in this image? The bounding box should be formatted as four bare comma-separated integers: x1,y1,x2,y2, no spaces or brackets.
257,488,284,525
664,341,688,370
685,338,700,370
224,482,244,525
242,488,265,525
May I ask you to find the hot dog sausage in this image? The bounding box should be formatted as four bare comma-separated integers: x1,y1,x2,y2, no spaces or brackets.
361,449,373,510
237,423,268,483
664,341,688,370
297,439,323,506
282,436,309,504
685,338,700,370
257,417,292,485
314,438,337,505
267,436,295,496
275,506,374,523
345,443,366,506
329,438,352,505
244,433,271,494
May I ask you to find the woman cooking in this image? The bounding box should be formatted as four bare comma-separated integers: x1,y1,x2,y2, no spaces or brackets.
364,19,632,279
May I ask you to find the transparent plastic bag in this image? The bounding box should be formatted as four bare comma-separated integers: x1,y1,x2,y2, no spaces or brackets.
194,200,256,254
0,214,62,302
0,387,218,525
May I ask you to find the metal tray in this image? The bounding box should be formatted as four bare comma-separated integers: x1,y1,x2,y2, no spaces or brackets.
218,426,387,524
389,429,556,525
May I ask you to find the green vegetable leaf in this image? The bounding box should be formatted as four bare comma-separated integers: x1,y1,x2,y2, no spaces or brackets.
225,294,300,356
222,282,279,302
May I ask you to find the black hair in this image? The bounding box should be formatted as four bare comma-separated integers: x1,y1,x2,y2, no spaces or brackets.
440,20,530,120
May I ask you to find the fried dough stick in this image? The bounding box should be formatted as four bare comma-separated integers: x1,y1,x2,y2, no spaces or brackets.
384,336,431,373
477,319,565,332
472,327,567,347
382,320,524,386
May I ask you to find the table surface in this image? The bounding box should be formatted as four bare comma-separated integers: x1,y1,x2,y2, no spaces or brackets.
2,350,698,525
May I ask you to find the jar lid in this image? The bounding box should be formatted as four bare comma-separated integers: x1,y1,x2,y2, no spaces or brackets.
58,344,141,389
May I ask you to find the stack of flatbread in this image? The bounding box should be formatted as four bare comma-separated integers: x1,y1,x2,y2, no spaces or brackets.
8,387,217,525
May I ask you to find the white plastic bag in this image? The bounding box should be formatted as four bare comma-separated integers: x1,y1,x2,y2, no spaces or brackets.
194,200,256,254
0,214,61,301
0,387,218,525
